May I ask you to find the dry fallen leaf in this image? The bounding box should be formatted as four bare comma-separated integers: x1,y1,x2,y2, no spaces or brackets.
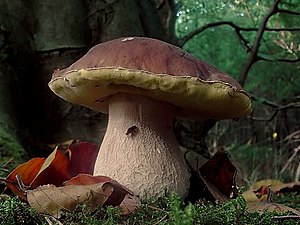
27,182,114,218
252,179,284,191
272,181,300,194
242,179,300,203
119,193,141,215
27,176,141,218
247,201,300,216
242,190,260,202
244,182,300,216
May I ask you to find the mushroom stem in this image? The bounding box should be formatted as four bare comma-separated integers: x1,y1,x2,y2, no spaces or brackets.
93,93,190,199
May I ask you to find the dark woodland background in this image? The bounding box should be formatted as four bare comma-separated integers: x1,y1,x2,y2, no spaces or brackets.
0,0,299,185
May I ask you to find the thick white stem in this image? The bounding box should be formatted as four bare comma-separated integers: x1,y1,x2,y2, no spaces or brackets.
93,93,190,199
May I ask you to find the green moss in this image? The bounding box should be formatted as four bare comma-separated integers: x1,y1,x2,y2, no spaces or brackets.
0,194,299,225
0,197,44,225
274,193,300,210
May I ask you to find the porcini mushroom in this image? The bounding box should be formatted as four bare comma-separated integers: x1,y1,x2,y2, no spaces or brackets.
48,37,252,199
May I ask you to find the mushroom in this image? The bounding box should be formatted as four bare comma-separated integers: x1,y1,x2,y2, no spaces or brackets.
48,37,252,199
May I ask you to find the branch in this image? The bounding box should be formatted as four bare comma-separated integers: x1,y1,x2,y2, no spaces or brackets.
178,21,251,51
264,27,300,32
178,20,300,49
238,0,282,86
249,95,300,122
176,0,299,83
157,0,166,11
277,8,300,15
257,54,300,63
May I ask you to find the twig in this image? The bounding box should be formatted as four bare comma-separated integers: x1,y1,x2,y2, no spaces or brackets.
258,55,300,63
279,145,300,175
44,216,64,225
295,161,300,182
0,168,9,173
272,215,300,220
277,9,300,16
2,157,14,167
249,95,300,122
148,204,164,211
153,214,168,225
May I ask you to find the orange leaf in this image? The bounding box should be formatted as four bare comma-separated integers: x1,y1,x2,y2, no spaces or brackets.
31,148,69,188
5,141,99,200
5,158,45,200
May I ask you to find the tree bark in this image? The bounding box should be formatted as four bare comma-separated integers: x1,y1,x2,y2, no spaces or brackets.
0,0,34,169
0,0,171,162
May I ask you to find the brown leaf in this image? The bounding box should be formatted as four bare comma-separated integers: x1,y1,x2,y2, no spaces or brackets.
27,178,141,218
242,180,299,202
200,151,237,198
252,179,283,192
27,182,114,218
118,193,141,215
247,201,300,216
244,184,300,215
272,182,300,194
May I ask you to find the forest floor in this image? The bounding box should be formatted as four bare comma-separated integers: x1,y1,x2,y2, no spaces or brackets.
1,192,300,225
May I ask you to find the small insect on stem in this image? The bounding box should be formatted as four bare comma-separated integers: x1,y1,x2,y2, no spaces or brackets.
126,125,139,136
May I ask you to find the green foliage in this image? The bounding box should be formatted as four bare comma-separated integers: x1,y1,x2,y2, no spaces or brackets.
175,0,300,100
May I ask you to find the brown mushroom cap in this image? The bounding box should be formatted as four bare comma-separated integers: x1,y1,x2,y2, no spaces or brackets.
49,37,252,119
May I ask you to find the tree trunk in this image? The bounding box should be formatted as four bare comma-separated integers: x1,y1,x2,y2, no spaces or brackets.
0,1,34,169
0,0,171,163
